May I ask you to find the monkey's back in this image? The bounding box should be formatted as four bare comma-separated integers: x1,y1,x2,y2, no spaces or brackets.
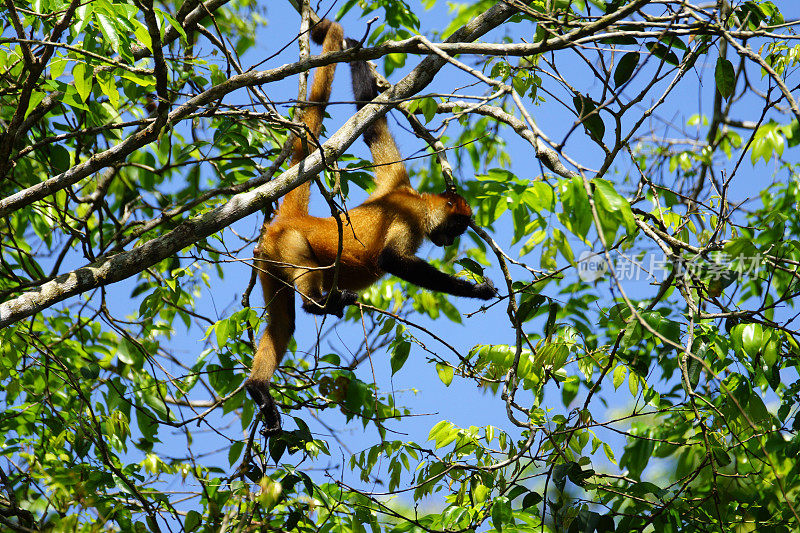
260,188,429,290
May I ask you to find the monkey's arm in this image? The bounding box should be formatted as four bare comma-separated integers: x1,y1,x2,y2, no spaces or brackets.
378,248,496,299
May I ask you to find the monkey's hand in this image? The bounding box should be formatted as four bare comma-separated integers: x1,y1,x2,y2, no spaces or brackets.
473,278,498,300
245,379,282,435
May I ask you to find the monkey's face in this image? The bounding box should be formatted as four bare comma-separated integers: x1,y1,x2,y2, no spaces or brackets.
429,192,472,247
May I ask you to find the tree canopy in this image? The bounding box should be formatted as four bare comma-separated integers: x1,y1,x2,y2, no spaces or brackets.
1,0,800,531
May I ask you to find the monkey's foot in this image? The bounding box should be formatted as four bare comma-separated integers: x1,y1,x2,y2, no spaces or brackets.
326,289,358,317
303,290,359,318
260,403,282,436
338,290,358,307
244,379,283,435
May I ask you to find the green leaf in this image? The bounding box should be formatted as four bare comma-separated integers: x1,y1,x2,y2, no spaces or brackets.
599,35,637,45
75,2,94,34
228,441,243,466
603,442,617,464
50,144,71,173
593,178,637,244
215,318,230,347
269,437,287,464
553,228,575,265
120,70,157,88
553,462,579,492
645,41,679,66
157,8,188,41
787,433,800,458
133,20,152,49
687,338,707,389
435,363,454,386
456,258,484,276
524,181,555,213
750,122,785,164
539,342,569,371
559,176,591,239
24,91,46,119
712,447,731,467
660,35,688,52
686,352,702,390
741,323,763,358
730,323,746,356
522,491,542,509
572,93,605,142
185,510,202,532
517,293,546,323
391,341,411,375
428,420,457,448
593,179,636,233
746,391,771,425
97,71,119,109
336,0,360,19
628,372,639,396
614,52,639,86
491,496,512,531
544,301,559,339
715,57,736,100
378,318,396,336
473,483,490,503
613,365,626,390
94,11,120,50
80,364,101,380
50,56,68,79
763,338,780,367
73,63,92,102
420,97,437,123
384,53,407,76
541,237,557,271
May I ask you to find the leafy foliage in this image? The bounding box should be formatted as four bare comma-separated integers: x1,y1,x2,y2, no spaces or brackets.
1,0,800,531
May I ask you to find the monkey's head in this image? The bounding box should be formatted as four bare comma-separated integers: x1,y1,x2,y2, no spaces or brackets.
428,191,473,247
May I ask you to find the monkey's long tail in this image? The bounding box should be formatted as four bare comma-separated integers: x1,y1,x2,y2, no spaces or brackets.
348,42,410,193
281,19,345,217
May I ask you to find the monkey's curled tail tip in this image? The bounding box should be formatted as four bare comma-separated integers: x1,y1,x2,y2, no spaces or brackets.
310,19,334,45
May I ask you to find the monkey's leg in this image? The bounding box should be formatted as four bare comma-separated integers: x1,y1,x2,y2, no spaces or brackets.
246,269,295,433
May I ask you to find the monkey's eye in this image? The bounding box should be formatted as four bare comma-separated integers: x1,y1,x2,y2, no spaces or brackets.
446,201,453,207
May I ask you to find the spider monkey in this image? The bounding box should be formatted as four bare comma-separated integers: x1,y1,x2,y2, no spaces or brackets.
247,20,496,432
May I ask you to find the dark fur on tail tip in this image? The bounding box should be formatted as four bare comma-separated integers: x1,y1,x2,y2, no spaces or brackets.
349,53,381,146
310,19,332,45
350,57,379,110
245,380,283,434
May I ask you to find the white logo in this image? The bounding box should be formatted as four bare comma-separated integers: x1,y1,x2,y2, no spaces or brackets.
578,251,607,281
